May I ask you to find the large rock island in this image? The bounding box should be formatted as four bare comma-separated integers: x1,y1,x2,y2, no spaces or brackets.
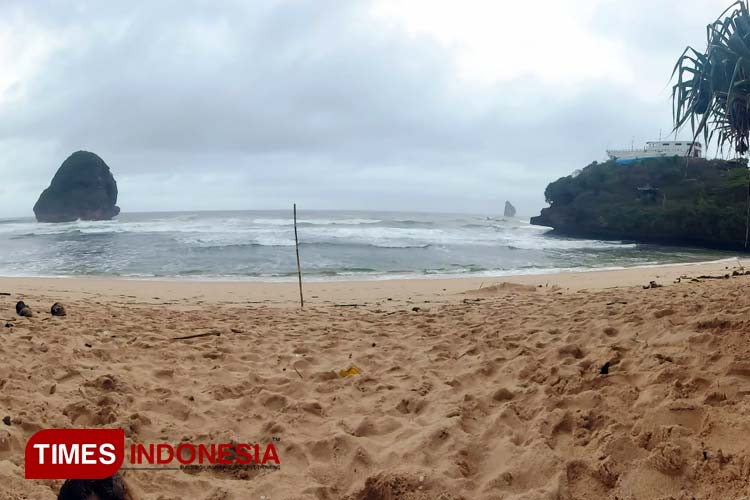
34,151,120,223
531,157,750,250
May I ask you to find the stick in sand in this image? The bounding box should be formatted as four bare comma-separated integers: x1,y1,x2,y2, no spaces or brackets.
294,203,304,308
171,331,221,341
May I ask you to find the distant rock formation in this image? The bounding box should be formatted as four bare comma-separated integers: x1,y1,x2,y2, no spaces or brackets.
504,201,516,218
34,151,120,223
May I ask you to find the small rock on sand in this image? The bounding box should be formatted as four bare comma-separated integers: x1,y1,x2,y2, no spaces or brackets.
51,302,66,316
492,388,515,401
16,303,33,317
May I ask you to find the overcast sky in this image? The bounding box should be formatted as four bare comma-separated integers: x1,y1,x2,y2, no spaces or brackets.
0,0,733,217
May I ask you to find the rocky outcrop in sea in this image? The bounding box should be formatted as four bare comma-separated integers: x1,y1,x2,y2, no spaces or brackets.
531,156,750,251
34,151,120,223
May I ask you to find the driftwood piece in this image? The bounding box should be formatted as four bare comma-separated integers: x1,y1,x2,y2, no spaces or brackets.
171,331,221,341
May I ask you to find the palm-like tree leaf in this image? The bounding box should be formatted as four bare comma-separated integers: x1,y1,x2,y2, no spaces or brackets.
673,0,750,154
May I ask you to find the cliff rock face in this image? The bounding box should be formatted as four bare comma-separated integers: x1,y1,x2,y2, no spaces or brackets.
504,201,516,217
34,151,120,223
530,157,750,250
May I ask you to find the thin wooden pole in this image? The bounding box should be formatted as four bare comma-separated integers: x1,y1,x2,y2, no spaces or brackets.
294,204,304,308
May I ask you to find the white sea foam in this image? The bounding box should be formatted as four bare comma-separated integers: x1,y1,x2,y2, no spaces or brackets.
252,218,382,226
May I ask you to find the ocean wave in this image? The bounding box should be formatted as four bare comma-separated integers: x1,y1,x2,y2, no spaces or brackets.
300,241,431,249
180,234,296,247
174,225,476,249
5,219,639,252
252,218,382,226
384,219,435,228
422,265,488,274
502,235,638,251
182,239,431,250
0,217,389,237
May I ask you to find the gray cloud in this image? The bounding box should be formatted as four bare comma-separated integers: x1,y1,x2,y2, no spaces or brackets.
0,0,726,217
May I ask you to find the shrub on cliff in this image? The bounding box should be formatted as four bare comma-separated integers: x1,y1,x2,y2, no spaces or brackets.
531,157,750,250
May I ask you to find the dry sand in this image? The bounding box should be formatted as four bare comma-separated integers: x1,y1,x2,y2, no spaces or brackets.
0,258,749,499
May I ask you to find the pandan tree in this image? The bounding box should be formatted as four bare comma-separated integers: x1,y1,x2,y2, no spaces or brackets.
672,0,750,247
672,0,750,155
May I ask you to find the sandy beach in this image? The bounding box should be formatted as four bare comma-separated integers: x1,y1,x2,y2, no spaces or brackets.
1,258,750,499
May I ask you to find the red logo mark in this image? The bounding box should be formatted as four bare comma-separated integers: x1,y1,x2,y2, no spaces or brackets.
25,428,125,479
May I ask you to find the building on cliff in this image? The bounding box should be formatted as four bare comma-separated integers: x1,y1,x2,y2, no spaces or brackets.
606,140,702,165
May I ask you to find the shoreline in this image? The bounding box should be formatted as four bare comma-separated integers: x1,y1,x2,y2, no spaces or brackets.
0,257,743,307
2,254,741,282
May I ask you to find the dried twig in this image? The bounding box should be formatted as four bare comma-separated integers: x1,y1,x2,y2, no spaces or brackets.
171,331,221,341
456,349,474,360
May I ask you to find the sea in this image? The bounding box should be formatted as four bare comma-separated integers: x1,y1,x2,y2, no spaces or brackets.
0,210,739,281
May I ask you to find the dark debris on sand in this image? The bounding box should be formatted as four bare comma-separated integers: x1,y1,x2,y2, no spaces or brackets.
58,475,132,500
15,301,33,317
51,302,67,316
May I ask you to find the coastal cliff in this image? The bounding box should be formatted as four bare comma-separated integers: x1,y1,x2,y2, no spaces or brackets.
530,157,750,250
34,151,120,223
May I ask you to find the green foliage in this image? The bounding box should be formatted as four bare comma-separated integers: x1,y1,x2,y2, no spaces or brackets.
672,1,750,154
531,158,750,250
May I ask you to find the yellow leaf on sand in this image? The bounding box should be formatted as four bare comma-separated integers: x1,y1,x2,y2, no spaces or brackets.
338,365,362,378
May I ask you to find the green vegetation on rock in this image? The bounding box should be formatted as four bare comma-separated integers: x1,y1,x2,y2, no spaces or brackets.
530,157,750,250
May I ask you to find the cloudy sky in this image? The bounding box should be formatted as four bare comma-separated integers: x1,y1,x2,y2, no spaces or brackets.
0,0,734,217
